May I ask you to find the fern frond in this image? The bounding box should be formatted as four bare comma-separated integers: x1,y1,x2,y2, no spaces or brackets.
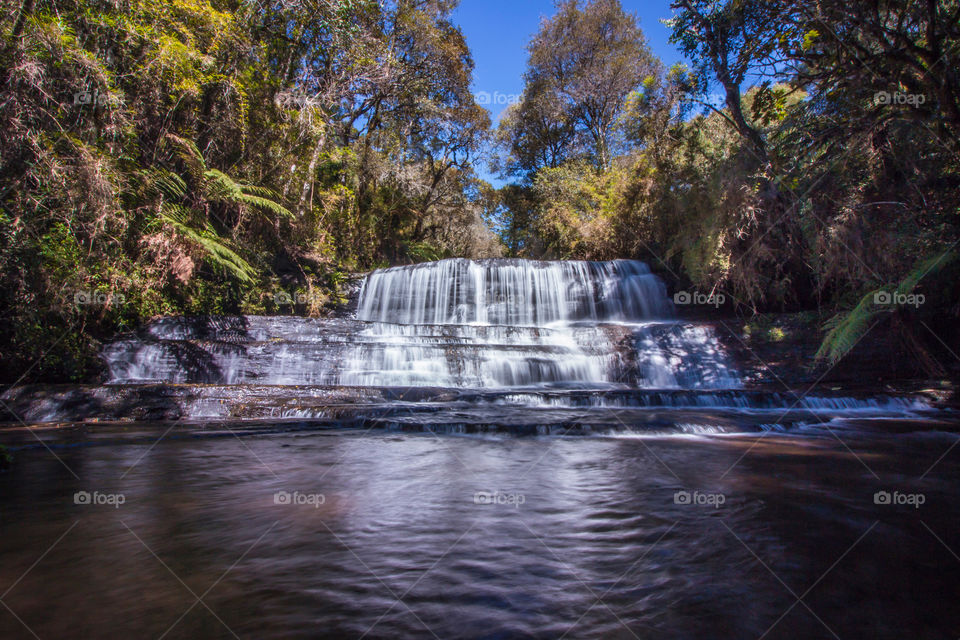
159,208,256,283
895,250,957,297
815,250,959,365
404,241,444,262
815,291,884,365
159,202,192,223
239,184,282,199
203,169,244,200
203,169,293,218
234,193,295,218
164,134,207,179
152,169,188,200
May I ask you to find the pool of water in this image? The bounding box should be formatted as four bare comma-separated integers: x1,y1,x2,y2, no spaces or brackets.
2,419,959,639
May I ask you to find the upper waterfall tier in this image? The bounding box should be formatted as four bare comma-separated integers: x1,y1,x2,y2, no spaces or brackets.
355,258,673,326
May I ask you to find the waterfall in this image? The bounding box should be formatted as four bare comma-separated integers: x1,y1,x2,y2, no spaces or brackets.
336,258,733,388
100,258,737,389
3,257,936,427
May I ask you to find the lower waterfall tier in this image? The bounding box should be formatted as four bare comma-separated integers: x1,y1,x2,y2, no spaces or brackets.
100,316,740,389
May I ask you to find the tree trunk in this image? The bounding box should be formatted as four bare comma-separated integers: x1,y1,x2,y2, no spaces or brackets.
722,80,767,163
11,0,34,41
298,126,327,216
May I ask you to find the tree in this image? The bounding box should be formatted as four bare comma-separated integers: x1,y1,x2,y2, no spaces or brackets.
793,0,960,151
497,0,658,176
667,0,794,164
0,0,502,381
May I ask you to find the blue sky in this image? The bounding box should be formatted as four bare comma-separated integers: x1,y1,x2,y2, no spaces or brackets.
451,0,687,185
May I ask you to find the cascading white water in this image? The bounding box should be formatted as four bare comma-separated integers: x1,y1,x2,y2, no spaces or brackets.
356,258,672,325
97,259,738,389
337,258,732,388
101,258,739,389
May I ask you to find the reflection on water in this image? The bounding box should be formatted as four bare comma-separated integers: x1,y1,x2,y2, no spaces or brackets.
2,423,959,639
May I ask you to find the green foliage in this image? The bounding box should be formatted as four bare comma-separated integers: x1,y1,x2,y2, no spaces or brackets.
3,0,958,382
157,205,257,283
815,292,882,366
0,0,501,382
496,0,658,176
493,0,960,372
816,251,959,364
403,241,446,263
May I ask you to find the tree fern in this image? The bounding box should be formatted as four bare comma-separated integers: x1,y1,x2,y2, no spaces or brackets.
404,241,445,262
158,204,257,283
164,135,207,180
139,136,294,283
147,168,188,200
815,290,881,365
204,169,294,219
816,250,958,364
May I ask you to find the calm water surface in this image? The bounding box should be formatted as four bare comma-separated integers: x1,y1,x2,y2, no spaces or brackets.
2,421,959,639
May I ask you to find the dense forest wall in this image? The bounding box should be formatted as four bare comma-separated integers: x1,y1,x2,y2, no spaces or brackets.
491,0,960,380
0,0,500,381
